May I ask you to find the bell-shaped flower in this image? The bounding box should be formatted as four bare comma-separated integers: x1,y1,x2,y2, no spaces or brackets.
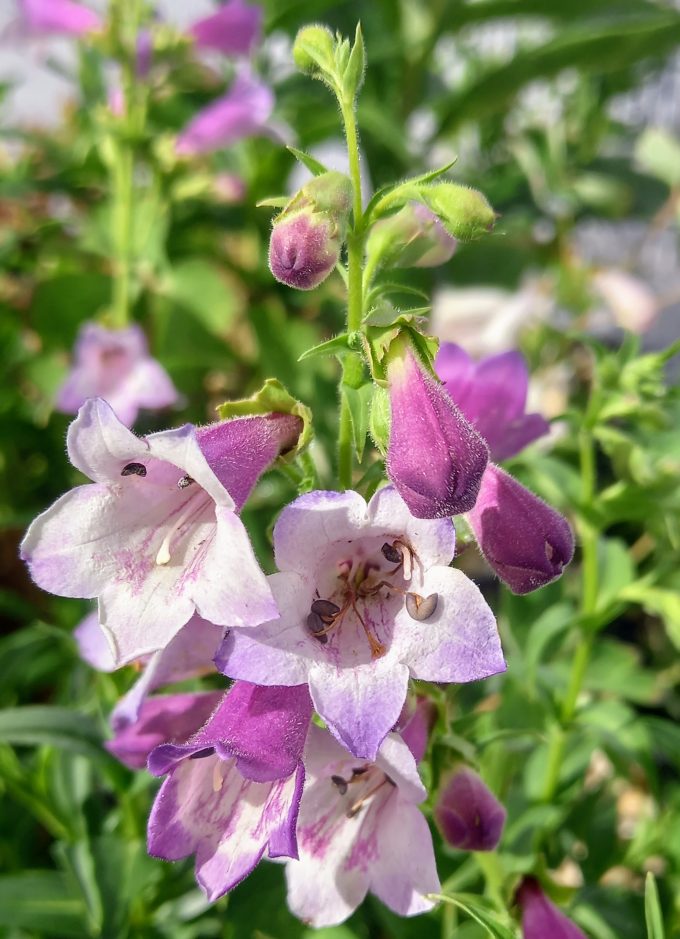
285,723,440,927
435,343,549,461
386,339,489,518
217,485,504,760
466,464,574,595
434,766,506,851
516,878,587,939
18,0,101,36
189,0,261,57
176,70,273,156
56,322,178,428
20,398,304,665
147,682,312,901
107,691,223,770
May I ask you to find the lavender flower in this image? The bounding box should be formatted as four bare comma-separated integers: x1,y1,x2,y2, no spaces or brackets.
21,399,305,665
434,766,507,851
516,878,588,939
176,71,273,156
18,0,101,36
147,682,312,900
189,0,261,57
386,338,489,518
285,724,440,927
435,343,550,461
217,485,504,760
57,322,178,428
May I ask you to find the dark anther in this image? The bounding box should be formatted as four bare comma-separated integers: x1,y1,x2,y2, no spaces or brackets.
310,598,340,624
351,766,369,778
381,542,402,564
121,462,147,477
178,475,195,489
306,611,328,644
405,592,438,622
331,774,348,795
189,747,215,760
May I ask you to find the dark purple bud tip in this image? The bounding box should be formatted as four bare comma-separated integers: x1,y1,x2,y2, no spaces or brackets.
516,877,588,939
467,464,575,595
434,767,507,852
269,211,340,290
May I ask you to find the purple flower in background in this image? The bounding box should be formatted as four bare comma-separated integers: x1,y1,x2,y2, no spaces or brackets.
108,691,222,770
57,323,178,428
386,339,489,519
467,464,575,595
19,0,101,36
516,878,588,939
285,724,440,927
218,485,504,760
176,71,274,156
190,0,262,57
21,398,288,665
434,766,506,851
147,682,312,900
435,343,549,462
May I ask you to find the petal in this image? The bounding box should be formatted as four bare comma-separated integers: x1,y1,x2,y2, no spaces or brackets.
73,611,116,671
367,485,456,569
190,0,262,56
66,398,149,482
394,565,505,682
124,358,179,411
434,343,477,403
216,572,313,686
193,506,277,628
491,412,550,462
375,732,427,804
369,795,440,916
273,490,369,575
308,658,409,760
146,424,234,510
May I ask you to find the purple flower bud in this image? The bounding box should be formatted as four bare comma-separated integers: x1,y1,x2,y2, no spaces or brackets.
516,878,587,939
435,343,550,461
269,211,340,290
19,0,101,36
386,339,489,518
189,0,262,57
434,767,506,851
367,203,457,270
467,464,575,594
196,413,303,511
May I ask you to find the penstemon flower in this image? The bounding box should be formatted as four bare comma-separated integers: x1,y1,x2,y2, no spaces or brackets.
189,0,262,57
18,0,101,36
434,766,507,851
21,398,303,664
217,485,504,759
516,877,588,939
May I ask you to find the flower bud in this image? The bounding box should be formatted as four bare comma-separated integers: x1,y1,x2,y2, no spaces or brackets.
367,202,457,270
434,767,506,851
420,183,496,241
467,464,574,594
293,24,335,75
386,337,489,518
516,878,587,939
269,171,352,291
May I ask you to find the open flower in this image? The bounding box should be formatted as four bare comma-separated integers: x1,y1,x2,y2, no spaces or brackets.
189,0,261,57
21,398,292,665
18,0,101,36
435,344,549,462
56,322,178,428
434,766,506,851
217,486,504,760
285,723,440,927
516,877,587,939
147,682,312,901
386,339,489,519
176,71,274,156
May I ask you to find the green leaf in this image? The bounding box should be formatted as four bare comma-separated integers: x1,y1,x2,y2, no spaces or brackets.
0,872,88,936
287,146,330,177
162,257,239,336
645,873,665,939
343,23,365,100
430,893,518,939
619,583,680,649
364,159,458,223
342,382,373,462
216,378,313,457
256,195,289,208
298,333,350,362
0,706,105,761
635,127,680,189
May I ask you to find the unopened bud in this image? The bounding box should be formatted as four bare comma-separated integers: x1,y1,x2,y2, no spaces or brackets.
434,767,506,851
293,24,335,75
367,202,457,270
420,183,496,241
516,878,587,939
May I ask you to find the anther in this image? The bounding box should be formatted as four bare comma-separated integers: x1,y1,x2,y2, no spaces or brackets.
310,598,340,624
306,612,329,644
331,774,348,795
381,542,402,564
178,475,195,489
405,592,438,621
121,462,146,477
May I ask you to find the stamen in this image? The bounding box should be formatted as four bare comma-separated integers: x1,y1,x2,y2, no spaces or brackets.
346,775,390,818
306,611,329,644
351,598,385,659
405,592,438,621
212,760,224,793
381,542,402,564
178,475,195,489
155,492,208,566
310,598,340,623
121,462,146,477
331,774,348,795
